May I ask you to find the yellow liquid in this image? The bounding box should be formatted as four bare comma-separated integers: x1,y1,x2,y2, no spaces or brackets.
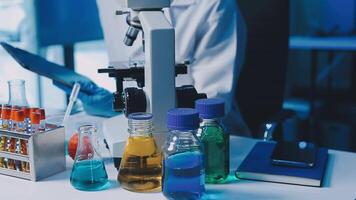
7,138,17,153
7,159,15,170
20,139,28,155
0,157,4,168
118,136,162,192
0,136,6,151
21,161,30,173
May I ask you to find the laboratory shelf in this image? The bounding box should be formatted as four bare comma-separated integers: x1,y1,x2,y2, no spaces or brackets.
0,151,29,162
0,167,31,180
0,126,65,181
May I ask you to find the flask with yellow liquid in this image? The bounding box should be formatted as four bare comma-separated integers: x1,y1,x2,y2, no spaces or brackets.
118,113,162,192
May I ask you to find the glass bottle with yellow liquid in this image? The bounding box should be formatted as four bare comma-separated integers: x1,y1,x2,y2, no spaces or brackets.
118,113,162,192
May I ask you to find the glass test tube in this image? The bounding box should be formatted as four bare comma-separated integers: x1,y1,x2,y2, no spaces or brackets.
20,139,28,155
30,112,40,134
15,160,22,171
0,157,4,168
1,107,11,130
3,158,8,168
15,110,25,132
0,134,6,152
6,137,17,153
7,159,16,170
9,108,18,131
14,110,28,155
21,107,30,128
21,161,30,173
1,107,11,154
38,108,46,131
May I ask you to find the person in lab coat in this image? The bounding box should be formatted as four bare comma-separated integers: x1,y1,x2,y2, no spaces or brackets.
55,0,250,136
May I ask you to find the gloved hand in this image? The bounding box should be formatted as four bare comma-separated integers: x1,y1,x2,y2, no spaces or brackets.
53,80,119,118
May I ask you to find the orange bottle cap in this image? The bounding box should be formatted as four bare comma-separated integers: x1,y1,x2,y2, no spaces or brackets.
1,107,11,120
30,112,40,124
15,110,25,122
10,108,19,120
29,107,38,114
38,108,46,120
21,107,30,118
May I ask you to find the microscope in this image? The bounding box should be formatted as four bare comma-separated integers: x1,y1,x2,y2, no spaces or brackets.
99,0,206,168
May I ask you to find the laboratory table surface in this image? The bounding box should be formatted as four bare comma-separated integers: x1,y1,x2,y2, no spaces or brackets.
0,136,356,200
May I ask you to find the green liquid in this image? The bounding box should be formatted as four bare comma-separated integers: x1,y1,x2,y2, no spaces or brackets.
201,125,230,184
70,160,109,191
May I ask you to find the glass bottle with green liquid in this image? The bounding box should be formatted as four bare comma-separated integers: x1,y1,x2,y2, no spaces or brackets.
70,124,109,191
196,98,230,183
118,113,162,192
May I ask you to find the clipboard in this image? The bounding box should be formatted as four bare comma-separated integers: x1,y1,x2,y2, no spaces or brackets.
0,42,93,94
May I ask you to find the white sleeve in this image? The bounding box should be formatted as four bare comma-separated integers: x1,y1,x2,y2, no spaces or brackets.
190,0,242,113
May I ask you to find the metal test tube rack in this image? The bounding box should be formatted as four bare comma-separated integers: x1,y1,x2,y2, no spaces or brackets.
0,125,65,181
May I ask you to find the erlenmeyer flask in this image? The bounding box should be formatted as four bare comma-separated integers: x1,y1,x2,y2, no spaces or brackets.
118,113,162,192
8,80,29,107
70,125,109,191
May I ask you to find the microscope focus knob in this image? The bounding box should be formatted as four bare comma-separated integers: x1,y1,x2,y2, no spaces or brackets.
124,87,147,117
176,85,207,108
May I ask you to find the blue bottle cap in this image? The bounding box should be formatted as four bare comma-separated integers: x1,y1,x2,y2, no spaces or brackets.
195,98,225,119
128,112,153,120
167,108,199,131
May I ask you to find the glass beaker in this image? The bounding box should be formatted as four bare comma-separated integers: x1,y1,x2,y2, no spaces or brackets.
8,80,29,107
70,125,109,191
118,113,162,192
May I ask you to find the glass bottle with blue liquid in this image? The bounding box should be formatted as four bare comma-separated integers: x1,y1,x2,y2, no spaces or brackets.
70,125,109,191
163,108,205,200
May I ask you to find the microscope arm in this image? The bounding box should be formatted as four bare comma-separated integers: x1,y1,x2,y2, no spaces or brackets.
139,11,176,132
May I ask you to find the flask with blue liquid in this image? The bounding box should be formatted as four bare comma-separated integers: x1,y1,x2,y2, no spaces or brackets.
70,125,109,191
163,108,205,200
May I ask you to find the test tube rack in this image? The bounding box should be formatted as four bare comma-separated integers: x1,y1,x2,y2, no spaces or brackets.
0,125,65,181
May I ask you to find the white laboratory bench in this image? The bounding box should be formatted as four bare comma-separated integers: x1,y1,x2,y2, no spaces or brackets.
0,135,355,200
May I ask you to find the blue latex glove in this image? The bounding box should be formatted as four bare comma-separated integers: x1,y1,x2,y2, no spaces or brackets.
53,80,119,118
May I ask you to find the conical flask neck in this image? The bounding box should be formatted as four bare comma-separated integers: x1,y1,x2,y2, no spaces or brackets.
8,80,29,107
75,125,101,161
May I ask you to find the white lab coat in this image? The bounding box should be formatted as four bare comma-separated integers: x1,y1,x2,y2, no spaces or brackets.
96,0,250,136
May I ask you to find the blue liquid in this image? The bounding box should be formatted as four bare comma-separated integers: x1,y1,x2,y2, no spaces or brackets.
163,151,205,200
70,160,109,191
65,141,68,156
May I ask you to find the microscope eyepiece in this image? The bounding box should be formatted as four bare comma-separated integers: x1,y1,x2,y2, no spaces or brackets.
124,26,140,46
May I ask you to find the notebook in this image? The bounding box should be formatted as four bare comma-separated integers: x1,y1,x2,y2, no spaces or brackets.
236,142,328,187
0,42,93,94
